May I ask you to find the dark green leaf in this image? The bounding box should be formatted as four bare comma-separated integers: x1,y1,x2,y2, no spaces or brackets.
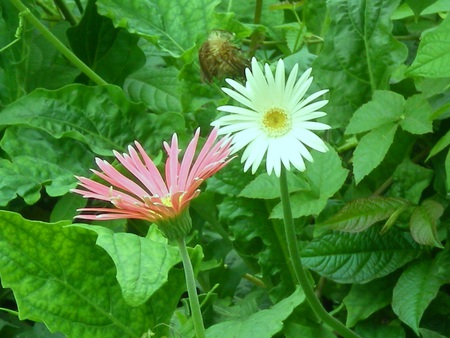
313,0,407,127
317,197,410,232
301,227,421,283
344,276,396,327
392,253,450,334
406,0,438,17
205,288,305,337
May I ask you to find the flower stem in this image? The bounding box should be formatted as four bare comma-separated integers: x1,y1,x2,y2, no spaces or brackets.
279,168,360,338
8,0,108,86
177,237,206,338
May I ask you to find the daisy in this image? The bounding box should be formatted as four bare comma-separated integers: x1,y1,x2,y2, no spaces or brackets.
211,57,330,177
72,127,233,239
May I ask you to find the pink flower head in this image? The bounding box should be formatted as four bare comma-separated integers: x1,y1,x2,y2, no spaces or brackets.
72,128,233,237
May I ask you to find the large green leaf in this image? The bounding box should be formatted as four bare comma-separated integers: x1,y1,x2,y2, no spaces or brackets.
0,211,184,337
313,0,407,127
343,275,396,327
0,128,94,206
66,0,145,86
96,0,220,59
124,66,182,113
392,251,450,334
0,84,185,155
205,288,305,337
409,199,444,248
317,197,410,232
270,147,348,218
407,15,450,77
76,225,181,306
301,227,421,283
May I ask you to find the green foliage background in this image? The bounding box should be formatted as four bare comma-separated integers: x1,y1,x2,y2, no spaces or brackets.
0,0,449,337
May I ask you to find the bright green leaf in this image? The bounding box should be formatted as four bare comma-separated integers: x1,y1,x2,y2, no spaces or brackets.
239,172,309,199
353,123,398,183
96,0,220,59
317,197,410,232
76,225,181,306
0,85,185,156
0,128,94,205
205,288,305,337
0,211,184,338
313,0,407,127
302,227,420,283
392,255,448,334
407,16,450,77
410,199,444,248
344,276,396,327
427,129,450,160
270,148,348,218
401,94,433,134
124,66,182,113
406,0,438,17
346,91,404,134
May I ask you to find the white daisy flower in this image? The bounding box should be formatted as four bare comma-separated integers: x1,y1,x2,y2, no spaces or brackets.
211,57,331,177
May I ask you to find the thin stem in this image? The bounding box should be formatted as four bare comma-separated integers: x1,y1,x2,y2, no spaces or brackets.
279,168,360,338
8,0,107,86
53,0,77,26
177,237,206,338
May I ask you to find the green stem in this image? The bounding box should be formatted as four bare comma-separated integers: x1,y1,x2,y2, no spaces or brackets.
53,0,77,26
177,237,206,338
8,0,107,86
279,168,360,338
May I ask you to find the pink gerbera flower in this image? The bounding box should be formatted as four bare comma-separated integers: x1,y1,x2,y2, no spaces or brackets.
72,127,233,239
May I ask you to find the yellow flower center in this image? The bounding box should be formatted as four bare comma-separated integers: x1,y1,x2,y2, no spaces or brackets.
161,195,173,207
262,107,291,137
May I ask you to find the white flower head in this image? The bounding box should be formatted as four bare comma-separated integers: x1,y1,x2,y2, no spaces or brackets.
211,57,331,177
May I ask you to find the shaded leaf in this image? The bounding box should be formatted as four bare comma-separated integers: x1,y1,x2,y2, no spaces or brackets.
205,288,305,337
317,197,410,232
427,129,450,160
392,252,450,334
301,227,421,283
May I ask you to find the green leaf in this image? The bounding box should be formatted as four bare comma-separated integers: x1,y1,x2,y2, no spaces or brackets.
390,159,434,204
353,123,398,183
446,150,450,192
427,129,450,160
392,253,450,334
0,211,184,337
301,227,421,283
270,148,348,218
343,275,396,327
205,288,305,337
239,172,309,199
124,66,182,113
406,0,438,17
313,0,407,127
354,321,406,338
409,199,444,248
66,0,145,86
0,128,94,205
407,16,450,77
76,225,181,306
317,197,410,232
345,91,404,134
0,84,185,156
96,0,220,59
400,94,433,134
